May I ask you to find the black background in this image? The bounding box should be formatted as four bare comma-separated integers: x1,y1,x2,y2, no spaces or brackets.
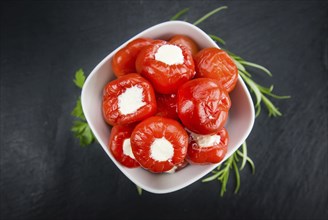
1,1,327,220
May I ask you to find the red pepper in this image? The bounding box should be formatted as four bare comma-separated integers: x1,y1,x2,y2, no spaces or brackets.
169,34,199,56
108,125,140,168
155,93,179,120
102,74,157,125
130,116,188,173
135,41,195,94
112,38,154,77
187,127,229,164
194,48,238,93
177,78,231,135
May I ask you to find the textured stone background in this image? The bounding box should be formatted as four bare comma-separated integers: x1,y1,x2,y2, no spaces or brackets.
1,1,327,219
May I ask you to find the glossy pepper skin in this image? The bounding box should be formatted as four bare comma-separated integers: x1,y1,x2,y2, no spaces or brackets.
130,116,188,173
177,78,231,135
112,38,154,77
102,74,157,126
135,41,195,94
169,34,199,56
155,93,179,120
187,127,229,164
108,125,140,168
194,47,238,93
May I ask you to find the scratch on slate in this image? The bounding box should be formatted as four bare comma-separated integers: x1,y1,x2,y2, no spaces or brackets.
324,38,328,71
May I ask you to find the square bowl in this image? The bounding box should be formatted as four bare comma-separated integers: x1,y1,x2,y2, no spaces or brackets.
81,21,255,194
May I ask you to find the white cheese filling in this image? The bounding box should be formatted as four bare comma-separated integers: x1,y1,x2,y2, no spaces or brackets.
122,138,135,159
118,85,146,115
190,132,221,148
154,45,184,65
150,137,174,162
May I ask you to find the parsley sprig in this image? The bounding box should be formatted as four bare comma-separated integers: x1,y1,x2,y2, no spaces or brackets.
71,69,96,146
172,6,290,196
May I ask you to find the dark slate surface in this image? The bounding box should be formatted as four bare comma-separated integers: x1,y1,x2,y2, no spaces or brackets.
1,1,327,220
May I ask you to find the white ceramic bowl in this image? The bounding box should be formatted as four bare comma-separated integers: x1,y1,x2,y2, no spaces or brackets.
81,21,255,194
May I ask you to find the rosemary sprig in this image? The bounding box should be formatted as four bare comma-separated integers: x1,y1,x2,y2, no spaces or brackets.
171,7,289,196
202,142,255,196
228,53,290,117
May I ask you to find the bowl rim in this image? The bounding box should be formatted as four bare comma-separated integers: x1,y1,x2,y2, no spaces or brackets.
81,20,255,194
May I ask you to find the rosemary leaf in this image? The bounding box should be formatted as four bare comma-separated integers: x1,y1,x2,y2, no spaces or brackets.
202,172,222,182
170,8,189,21
136,185,143,195
239,60,272,77
193,6,228,26
240,142,247,170
261,95,283,117
247,157,256,174
239,71,262,107
232,158,240,194
209,34,226,45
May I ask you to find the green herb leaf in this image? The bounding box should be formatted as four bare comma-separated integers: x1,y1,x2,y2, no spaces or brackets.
228,52,290,117
71,69,96,147
71,97,85,120
193,6,228,26
239,60,272,77
232,156,240,194
203,141,256,196
208,34,226,45
136,185,143,195
239,70,262,107
261,95,282,117
240,142,247,170
247,157,256,174
218,156,232,196
202,170,222,182
71,120,95,146
73,68,86,89
225,50,244,62
71,120,88,133
170,8,189,21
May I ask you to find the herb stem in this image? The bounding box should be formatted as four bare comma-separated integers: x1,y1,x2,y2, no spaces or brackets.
239,60,272,77
208,34,226,45
232,157,240,193
136,185,143,195
202,171,222,182
170,8,189,21
240,142,247,170
193,6,228,26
